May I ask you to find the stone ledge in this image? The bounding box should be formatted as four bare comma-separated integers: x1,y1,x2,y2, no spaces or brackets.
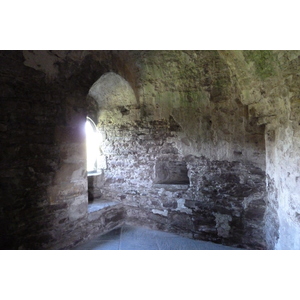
152,183,190,190
87,171,103,177
88,200,120,213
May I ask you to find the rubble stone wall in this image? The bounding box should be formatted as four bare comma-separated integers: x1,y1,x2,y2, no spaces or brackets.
89,51,267,249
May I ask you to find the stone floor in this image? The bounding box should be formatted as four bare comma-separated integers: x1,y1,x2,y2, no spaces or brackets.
72,225,243,250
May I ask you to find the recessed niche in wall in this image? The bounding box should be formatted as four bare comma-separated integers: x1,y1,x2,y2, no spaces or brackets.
154,160,190,184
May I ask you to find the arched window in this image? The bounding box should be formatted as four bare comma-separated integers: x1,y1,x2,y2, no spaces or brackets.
85,117,100,174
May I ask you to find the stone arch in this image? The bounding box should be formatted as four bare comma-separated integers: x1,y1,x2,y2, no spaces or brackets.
87,72,139,125
54,51,141,108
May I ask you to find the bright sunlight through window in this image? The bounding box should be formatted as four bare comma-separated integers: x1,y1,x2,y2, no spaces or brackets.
85,117,100,173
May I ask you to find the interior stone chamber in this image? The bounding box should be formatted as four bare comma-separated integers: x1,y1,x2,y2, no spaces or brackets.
1,50,299,250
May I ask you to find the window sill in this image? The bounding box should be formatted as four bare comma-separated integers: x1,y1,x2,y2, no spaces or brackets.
88,200,119,213
87,171,103,177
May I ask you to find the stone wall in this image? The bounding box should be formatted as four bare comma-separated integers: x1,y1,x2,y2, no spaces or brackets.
0,51,126,249
219,50,300,249
88,51,267,249
90,117,266,249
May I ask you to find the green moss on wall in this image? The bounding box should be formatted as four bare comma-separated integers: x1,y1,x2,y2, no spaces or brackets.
243,50,277,80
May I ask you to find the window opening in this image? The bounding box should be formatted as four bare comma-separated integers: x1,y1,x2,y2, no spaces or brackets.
85,117,100,174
